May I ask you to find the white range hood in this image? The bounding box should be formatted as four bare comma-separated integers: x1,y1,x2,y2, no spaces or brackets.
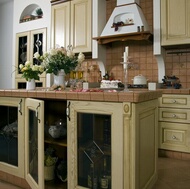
101,0,150,37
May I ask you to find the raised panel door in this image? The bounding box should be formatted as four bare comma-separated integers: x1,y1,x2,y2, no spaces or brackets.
161,0,190,45
51,2,70,49
71,0,92,52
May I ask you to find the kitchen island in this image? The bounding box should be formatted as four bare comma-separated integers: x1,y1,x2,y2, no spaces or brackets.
0,89,162,189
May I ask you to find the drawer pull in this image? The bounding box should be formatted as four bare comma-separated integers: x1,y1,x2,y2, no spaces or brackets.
172,99,177,103
172,114,177,118
172,135,177,140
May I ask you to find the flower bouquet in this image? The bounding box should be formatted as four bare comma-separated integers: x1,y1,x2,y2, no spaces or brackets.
34,46,85,75
19,61,44,81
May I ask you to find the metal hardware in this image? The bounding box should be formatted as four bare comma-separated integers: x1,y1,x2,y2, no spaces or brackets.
18,99,22,115
172,99,177,103
172,135,177,140
66,101,71,121
172,114,177,118
36,103,41,123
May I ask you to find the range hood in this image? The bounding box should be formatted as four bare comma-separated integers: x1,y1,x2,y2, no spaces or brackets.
93,0,153,44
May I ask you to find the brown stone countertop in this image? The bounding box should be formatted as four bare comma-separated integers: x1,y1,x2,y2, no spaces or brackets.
0,88,163,103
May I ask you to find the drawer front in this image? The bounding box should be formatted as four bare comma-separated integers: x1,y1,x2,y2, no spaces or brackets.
159,95,190,108
159,108,190,123
159,122,190,152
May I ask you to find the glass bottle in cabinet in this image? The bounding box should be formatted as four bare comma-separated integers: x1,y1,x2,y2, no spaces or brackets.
68,101,124,189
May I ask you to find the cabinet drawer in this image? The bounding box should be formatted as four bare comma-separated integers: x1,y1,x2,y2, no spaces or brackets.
159,108,190,123
159,95,190,109
159,122,190,152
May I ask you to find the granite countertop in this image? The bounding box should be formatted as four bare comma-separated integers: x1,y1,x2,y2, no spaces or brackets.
0,88,163,103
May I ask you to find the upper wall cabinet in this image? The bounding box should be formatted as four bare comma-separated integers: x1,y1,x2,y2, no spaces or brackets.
15,28,47,89
51,0,92,53
161,0,190,46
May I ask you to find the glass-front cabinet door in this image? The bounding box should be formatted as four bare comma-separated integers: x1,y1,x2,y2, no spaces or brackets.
68,101,124,189
15,28,47,89
0,97,24,178
25,98,44,189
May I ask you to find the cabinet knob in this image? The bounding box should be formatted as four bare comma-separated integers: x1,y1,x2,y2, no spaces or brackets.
172,135,177,140
172,99,177,103
172,114,177,118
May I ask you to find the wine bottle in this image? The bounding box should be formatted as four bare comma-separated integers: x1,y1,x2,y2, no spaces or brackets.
104,71,109,80
99,157,110,189
88,163,98,189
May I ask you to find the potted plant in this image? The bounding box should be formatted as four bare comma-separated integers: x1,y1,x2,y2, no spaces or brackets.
44,147,58,181
35,8,43,18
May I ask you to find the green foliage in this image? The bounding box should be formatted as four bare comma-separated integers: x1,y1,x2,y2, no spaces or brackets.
44,147,58,166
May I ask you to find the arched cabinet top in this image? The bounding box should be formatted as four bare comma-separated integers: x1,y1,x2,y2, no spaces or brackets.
20,4,43,23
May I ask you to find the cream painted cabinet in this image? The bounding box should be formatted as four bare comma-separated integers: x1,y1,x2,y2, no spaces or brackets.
51,0,92,53
15,28,47,89
161,0,190,46
158,94,190,152
67,100,158,189
25,98,45,189
0,97,25,178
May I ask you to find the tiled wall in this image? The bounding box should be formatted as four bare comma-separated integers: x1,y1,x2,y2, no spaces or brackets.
164,50,190,88
87,0,190,88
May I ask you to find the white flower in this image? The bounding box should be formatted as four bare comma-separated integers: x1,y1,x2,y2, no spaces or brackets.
43,52,49,58
33,52,40,59
38,65,45,72
32,65,39,71
67,50,75,58
19,64,24,69
50,49,57,56
25,61,32,67
78,52,85,63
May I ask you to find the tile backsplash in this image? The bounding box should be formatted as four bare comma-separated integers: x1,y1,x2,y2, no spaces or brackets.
85,0,190,88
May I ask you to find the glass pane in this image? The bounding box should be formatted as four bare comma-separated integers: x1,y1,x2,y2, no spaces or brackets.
0,106,18,166
77,113,111,189
18,36,27,73
28,109,38,184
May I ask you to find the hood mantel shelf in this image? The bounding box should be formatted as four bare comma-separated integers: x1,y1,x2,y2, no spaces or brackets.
93,31,153,45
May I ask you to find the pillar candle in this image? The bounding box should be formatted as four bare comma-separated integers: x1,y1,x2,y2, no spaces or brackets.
123,52,128,69
125,46,129,56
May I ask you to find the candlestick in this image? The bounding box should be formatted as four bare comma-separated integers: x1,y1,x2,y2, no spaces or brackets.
123,52,128,69
125,46,129,56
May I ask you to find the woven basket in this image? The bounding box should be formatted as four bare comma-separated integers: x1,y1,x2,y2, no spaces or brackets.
44,165,55,181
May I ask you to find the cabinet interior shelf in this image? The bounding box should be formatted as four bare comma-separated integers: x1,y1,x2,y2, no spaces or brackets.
45,136,67,147
93,31,153,44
